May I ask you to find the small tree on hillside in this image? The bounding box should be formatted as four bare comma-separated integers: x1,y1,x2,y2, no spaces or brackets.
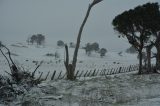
84,42,100,56
91,42,99,52
36,34,45,47
27,34,45,46
85,43,92,56
100,48,107,57
69,42,75,48
30,35,37,44
57,40,64,47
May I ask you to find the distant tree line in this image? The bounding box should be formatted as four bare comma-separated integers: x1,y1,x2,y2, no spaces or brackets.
84,42,107,57
57,40,65,47
27,34,45,47
56,40,107,57
57,40,76,48
85,42,99,55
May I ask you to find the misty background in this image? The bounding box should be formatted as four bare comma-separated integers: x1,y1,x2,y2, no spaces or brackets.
0,0,159,51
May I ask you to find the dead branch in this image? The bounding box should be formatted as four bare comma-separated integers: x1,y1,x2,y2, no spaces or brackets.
2,45,16,67
45,71,50,80
4,71,12,77
64,44,69,71
0,48,12,71
32,61,43,77
37,72,43,81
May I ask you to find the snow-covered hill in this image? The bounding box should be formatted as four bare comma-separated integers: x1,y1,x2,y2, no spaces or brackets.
1,42,160,106
0,42,138,79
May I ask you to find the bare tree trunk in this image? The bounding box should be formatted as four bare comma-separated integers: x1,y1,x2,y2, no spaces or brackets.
72,4,93,74
64,0,103,80
71,1,103,79
155,46,160,72
146,46,151,73
138,34,145,75
64,45,73,79
138,50,143,74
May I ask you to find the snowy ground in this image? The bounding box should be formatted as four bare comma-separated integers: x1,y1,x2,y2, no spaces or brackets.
5,73,160,106
0,42,138,79
1,42,159,106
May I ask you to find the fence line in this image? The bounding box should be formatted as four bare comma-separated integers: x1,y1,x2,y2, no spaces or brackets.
46,64,140,80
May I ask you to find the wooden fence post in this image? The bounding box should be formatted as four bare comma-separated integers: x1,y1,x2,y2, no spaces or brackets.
38,72,43,81
75,70,79,78
119,67,122,73
84,70,88,77
95,69,99,76
87,70,92,77
115,68,119,74
45,71,50,80
61,72,66,79
51,70,56,80
91,69,96,76
79,70,84,78
57,71,62,79
106,69,110,75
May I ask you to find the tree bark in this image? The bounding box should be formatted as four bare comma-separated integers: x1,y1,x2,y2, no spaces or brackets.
72,4,93,75
155,46,160,71
64,45,69,71
64,1,103,80
64,45,74,79
146,46,151,73
138,50,143,74
154,32,160,72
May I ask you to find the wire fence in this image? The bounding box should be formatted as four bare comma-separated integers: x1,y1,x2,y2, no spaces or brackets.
44,64,139,80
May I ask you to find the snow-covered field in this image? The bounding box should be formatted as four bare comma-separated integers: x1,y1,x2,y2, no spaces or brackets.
5,73,160,106
0,42,138,79
1,42,160,106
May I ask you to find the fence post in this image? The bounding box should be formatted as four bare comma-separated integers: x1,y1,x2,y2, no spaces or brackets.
115,68,119,74
45,71,50,80
57,71,62,79
123,67,126,73
130,65,133,71
84,70,88,77
119,67,122,73
38,72,43,81
92,69,96,76
100,69,103,76
79,70,84,78
106,69,110,75
75,70,79,78
113,68,116,74
87,70,92,77
61,72,66,79
128,65,131,72
95,69,99,76
103,69,106,76
110,68,113,75
51,70,56,80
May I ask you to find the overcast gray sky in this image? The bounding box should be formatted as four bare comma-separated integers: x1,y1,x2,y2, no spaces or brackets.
0,0,159,51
